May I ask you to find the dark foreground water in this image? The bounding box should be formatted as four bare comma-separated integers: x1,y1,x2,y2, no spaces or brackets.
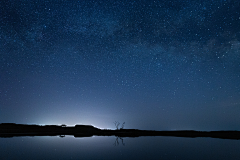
0,136,239,160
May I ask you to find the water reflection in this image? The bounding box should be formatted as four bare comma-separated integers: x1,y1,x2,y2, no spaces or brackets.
0,136,239,160
114,136,125,146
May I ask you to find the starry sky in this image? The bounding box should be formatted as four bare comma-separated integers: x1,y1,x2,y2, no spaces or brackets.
1,0,240,130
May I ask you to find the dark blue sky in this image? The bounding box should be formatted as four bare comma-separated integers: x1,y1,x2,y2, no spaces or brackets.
1,0,240,130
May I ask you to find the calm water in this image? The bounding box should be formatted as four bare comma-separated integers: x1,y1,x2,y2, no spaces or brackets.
0,136,239,160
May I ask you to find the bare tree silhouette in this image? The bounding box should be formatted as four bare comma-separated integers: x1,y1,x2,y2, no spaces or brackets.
114,121,126,130
120,122,125,129
114,121,120,130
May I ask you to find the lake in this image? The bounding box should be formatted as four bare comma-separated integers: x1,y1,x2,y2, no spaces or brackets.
0,136,239,159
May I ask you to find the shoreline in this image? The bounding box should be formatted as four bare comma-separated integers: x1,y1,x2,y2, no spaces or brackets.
1,123,239,140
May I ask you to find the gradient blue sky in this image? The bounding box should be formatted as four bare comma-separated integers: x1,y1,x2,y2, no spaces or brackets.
1,0,240,130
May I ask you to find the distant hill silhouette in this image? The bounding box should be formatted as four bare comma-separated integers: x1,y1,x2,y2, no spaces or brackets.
0,123,240,140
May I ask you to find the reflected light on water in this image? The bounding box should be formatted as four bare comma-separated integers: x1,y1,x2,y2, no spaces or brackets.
1,136,240,160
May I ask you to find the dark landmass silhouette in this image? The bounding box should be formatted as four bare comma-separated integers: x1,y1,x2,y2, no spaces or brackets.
0,123,240,140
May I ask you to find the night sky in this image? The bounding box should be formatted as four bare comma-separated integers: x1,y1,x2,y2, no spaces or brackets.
1,0,240,130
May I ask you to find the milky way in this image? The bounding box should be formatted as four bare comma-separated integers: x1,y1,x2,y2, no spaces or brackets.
1,0,240,130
